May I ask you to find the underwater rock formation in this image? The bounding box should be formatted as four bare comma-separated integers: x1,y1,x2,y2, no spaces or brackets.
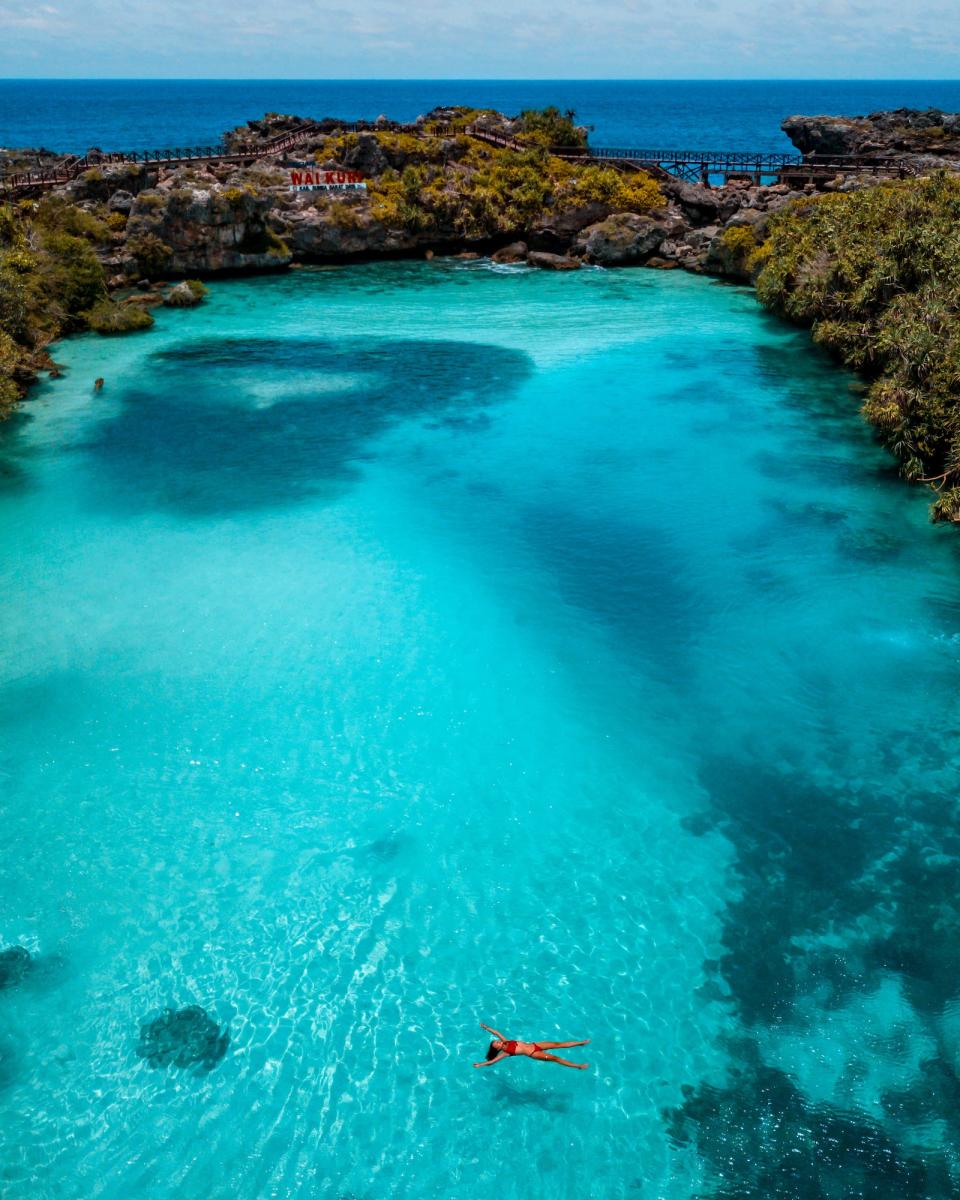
0,946,32,990
0,945,64,991
666,1053,950,1199
136,1005,230,1073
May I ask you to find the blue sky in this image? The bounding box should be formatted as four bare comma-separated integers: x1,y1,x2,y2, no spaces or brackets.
2,0,959,78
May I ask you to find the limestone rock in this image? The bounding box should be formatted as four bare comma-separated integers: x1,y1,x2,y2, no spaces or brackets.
530,202,611,253
126,178,291,273
572,212,667,265
526,250,581,270
108,189,135,213
664,180,721,224
491,241,528,263
783,108,960,165
340,133,389,176
162,281,204,307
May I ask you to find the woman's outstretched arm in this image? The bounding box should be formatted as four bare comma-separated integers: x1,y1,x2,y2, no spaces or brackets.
473,1052,508,1068
480,1022,506,1041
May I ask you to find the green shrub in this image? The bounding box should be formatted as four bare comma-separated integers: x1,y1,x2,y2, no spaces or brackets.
519,107,587,149
84,299,155,334
756,174,960,519
327,202,364,230
126,232,172,275
134,191,166,211
34,194,113,243
162,279,209,307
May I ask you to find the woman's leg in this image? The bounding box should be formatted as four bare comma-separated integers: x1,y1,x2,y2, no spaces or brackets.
536,1040,590,1050
532,1051,589,1069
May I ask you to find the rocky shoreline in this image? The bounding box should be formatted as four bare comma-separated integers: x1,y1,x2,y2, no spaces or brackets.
15,105,952,283
4,104,960,517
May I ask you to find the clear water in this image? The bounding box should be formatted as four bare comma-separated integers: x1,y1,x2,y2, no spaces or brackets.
3,262,960,1199
6,78,960,155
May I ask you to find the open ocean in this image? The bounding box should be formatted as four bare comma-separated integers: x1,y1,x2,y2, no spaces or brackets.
2,78,960,154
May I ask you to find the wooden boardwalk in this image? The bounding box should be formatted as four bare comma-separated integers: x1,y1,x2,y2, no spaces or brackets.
0,123,322,197
0,120,914,198
462,126,913,184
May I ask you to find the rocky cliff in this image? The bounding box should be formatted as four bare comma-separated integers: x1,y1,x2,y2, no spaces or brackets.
32,108,837,284
783,107,960,169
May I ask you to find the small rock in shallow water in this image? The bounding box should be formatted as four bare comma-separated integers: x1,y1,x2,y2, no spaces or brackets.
0,946,32,990
491,240,528,263
136,1005,230,1073
526,250,580,271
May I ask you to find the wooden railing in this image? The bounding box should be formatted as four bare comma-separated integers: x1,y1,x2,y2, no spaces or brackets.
0,122,323,196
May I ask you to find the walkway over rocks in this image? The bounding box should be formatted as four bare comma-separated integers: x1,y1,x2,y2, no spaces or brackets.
1,119,917,198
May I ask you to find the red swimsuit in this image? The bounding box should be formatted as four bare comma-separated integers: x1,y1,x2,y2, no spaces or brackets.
503,1041,544,1055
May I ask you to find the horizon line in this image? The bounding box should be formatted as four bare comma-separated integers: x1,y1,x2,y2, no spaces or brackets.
2,76,960,84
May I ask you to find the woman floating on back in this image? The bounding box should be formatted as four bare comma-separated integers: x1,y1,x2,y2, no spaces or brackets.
473,1021,590,1070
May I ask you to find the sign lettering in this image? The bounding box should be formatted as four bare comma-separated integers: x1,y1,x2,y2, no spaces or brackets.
288,168,366,192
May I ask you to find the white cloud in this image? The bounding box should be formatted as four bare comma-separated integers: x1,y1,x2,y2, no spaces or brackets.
1,0,959,76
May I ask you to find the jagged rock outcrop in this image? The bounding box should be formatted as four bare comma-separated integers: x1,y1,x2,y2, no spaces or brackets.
275,199,422,259
15,106,929,292
61,161,151,203
124,182,291,274
783,108,960,166
572,212,669,265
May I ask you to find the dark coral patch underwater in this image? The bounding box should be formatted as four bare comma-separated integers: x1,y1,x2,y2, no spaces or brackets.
80,336,532,516
670,744,960,1196
136,1005,230,1074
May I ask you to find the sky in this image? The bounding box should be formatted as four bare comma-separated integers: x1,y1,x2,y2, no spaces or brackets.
1,0,959,79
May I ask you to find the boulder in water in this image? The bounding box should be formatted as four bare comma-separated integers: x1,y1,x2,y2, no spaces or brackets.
136,1005,230,1073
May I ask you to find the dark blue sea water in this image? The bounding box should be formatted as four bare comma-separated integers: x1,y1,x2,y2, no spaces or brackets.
2,78,960,155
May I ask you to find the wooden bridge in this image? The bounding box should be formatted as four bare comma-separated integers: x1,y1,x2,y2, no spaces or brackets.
462,125,912,185
551,146,912,185
0,119,914,198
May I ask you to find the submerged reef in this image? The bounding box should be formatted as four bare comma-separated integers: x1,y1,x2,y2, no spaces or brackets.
136,1005,230,1073
666,1047,954,1200
677,733,960,1196
0,946,32,990
0,944,63,990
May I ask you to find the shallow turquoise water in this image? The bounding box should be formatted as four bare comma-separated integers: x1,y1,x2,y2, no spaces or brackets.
3,262,960,1198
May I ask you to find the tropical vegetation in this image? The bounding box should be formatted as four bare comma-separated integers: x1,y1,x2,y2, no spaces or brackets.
752,174,960,520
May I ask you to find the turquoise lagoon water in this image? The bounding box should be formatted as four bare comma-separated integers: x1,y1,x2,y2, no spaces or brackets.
3,262,960,1198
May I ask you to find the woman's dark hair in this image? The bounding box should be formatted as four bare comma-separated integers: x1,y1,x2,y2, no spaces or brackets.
485,1041,500,1061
